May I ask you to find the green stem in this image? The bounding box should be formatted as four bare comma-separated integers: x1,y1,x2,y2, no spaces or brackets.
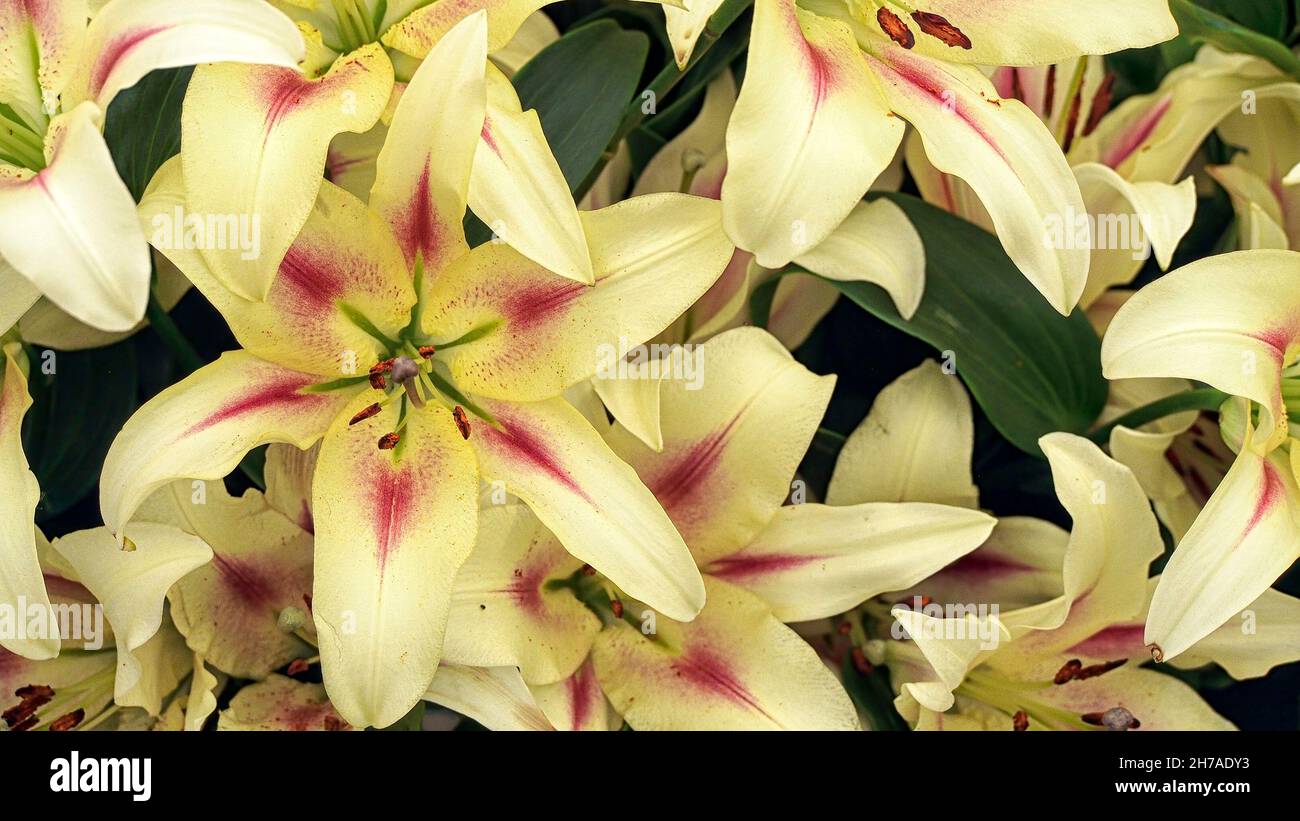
571,0,754,201
146,292,204,374
1088,388,1230,444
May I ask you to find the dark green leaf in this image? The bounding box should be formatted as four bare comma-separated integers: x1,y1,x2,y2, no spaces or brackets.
102,66,193,201
22,341,140,518
1171,0,1300,79
754,194,1109,457
1193,0,1287,39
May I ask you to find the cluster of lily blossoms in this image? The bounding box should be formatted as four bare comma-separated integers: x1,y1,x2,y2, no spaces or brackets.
2,0,1299,733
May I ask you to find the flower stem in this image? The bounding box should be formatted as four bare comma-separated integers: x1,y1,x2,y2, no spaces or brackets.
146,291,204,375
571,0,754,202
1087,387,1230,444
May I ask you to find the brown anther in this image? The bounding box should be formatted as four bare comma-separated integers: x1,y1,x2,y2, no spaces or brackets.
286,658,311,677
837,620,853,636
377,432,400,450
10,715,37,732
369,358,394,390
4,684,54,728
610,599,624,618
349,403,382,426
50,709,85,731
1081,711,1105,726
1075,659,1127,681
1148,643,1164,663
851,647,873,675
1012,710,1029,732
581,564,597,576
452,406,471,440
911,11,971,49
1083,73,1116,137
1043,64,1058,116
1053,658,1083,685
323,715,347,731
417,345,436,359
877,7,915,48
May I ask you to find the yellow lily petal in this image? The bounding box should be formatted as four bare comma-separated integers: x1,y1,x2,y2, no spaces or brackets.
707,501,995,622
605,327,836,565
825,0,1175,68
218,674,354,730
116,621,190,718
51,525,211,712
1173,585,1300,680
722,0,903,268
632,71,733,199
1033,667,1232,731
468,63,592,284
384,0,556,57
313,398,478,729
1101,249,1300,450
896,516,1069,612
134,480,314,680
263,442,319,533
184,653,219,731
794,198,926,319
1209,163,1291,251
0,102,148,331
425,193,732,401
1072,164,1197,308
593,577,860,730
0,0,84,128
490,10,560,76
64,0,304,110
1146,448,1300,663
0,343,55,660
862,42,1088,314
665,0,726,69
370,11,487,272
763,269,842,350
100,351,358,535
424,663,553,730
444,504,599,684
529,659,618,731
141,160,416,377
0,258,39,333
181,42,392,300
827,360,979,508
470,395,705,622
325,124,386,202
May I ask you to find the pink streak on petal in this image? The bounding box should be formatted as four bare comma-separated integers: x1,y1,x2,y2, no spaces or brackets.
481,410,588,501
502,279,587,330
277,242,348,312
671,644,776,723
647,414,743,514
1101,94,1173,169
389,162,445,267
89,25,168,99
480,118,503,160
184,371,325,436
212,553,275,607
706,551,823,582
1243,458,1285,539
368,462,416,577
1066,623,1146,660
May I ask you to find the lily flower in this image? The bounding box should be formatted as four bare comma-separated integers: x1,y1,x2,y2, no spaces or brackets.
439,327,996,729
1101,248,1300,663
703,0,1178,315
103,13,733,729
183,0,595,303
0,0,305,331
882,434,1300,730
2,523,214,731
914,47,1300,311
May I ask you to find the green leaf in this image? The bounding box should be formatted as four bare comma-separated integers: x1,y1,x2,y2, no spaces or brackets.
754,194,1109,457
102,66,193,201
511,19,649,188
466,19,649,245
21,340,140,518
1170,0,1300,80
1193,0,1287,39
